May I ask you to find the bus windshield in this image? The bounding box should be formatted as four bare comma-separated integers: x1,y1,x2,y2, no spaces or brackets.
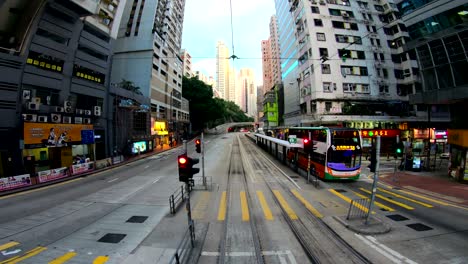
328,131,362,170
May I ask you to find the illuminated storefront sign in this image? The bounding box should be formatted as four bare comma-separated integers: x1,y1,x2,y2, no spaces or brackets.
24,123,93,145
448,129,468,148
435,130,447,139
360,129,400,138
152,121,168,135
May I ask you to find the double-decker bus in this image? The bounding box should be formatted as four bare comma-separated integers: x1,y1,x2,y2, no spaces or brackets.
286,127,362,180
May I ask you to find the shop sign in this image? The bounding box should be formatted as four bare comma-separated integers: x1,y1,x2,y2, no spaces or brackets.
24,123,93,146
413,129,431,139
37,167,69,183
71,162,94,175
435,130,447,139
334,145,356,151
360,129,400,138
448,129,468,148
0,174,32,192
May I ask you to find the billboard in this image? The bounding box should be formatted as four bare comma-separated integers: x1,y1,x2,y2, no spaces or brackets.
24,123,93,146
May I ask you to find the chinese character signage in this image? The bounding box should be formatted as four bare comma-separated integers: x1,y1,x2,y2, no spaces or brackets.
360,129,400,138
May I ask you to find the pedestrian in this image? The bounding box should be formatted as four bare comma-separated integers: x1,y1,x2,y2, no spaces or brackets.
169,134,173,147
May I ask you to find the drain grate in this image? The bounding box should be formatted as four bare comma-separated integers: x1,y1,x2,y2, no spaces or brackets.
334,189,347,193
98,233,126,243
387,214,409,221
127,216,148,223
407,223,433,231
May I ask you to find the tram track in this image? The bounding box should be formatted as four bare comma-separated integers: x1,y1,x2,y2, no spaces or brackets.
239,135,371,264
218,137,264,264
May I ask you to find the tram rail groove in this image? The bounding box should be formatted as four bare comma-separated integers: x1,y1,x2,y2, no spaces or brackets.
240,136,372,264
218,137,264,264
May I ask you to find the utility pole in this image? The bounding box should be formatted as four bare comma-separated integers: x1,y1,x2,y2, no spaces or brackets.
201,132,206,187
366,135,380,225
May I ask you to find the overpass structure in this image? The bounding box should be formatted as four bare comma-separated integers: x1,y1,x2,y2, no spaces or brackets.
205,122,255,134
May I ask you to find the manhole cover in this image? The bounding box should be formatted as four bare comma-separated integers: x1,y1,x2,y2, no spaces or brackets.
98,233,126,243
407,223,433,231
387,214,409,221
334,189,347,193
127,216,148,223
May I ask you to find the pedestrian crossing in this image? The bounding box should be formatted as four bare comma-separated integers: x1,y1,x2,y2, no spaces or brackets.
0,241,109,264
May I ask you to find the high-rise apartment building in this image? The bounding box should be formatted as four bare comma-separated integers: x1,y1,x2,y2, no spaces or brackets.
216,41,235,102
269,15,283,89
237,68,257,116
261,39,274,94
112,0,189,146
281,0,426,131
0,0,126,177
180,49,193,77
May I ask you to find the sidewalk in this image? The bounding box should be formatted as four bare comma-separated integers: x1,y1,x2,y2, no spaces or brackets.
378,169,468,206
0,142,184,197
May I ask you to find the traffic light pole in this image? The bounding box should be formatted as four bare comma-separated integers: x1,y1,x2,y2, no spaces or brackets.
366,135,380,225
201,132,205,187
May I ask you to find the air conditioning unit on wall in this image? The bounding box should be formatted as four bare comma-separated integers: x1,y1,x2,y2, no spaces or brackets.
94,106,101,116
28,102,40,110
63,116,72,124
51,113,61,123
38,116,48,123
22,114,37,122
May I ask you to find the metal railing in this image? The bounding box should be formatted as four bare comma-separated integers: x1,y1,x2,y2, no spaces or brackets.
169,185,186,214
168,220,195,264
346,198,371,220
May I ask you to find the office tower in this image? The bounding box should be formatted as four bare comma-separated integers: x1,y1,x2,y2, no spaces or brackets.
270,15,283,90
112,0,189,146
216,41,234,102
0,0,126,176
237,68,256,116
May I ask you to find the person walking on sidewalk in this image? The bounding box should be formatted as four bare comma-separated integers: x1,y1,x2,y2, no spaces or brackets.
169,134,173,147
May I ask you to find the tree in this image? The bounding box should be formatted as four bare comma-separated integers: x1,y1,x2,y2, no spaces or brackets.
119,79,142,95
182,76,252,131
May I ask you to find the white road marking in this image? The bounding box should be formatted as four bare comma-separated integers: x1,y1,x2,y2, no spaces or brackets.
152,177,161,184
356,234,417,264
201,250,296,259
107,178,119,183
144,165,150,169
1,249,21,255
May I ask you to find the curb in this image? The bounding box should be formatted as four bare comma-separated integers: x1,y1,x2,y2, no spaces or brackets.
333,215,392,235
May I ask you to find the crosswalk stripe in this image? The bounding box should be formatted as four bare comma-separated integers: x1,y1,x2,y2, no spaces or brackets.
49,251,77,264
359,188,414,210
256,191,273,220
329,189,371,214
217,191,227,221
0,246,47,264
353,191,395,212
377,188,433,208
273,190,298,220
240,191,249,221
291,189,323,218
93,256,109,264
0,241,19,251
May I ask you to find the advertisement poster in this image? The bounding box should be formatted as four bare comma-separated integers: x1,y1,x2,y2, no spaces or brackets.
24,123,93,146
0,174,32,192
71,162,94,175
38,167,70,183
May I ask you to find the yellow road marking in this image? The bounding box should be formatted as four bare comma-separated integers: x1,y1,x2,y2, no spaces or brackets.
377,188,433,208
291,189,323,218
273,190,298,220
329,189,371,214
240,191,249,221
192,192,211,220
0,246,47,264
0,178,83,200
49,251,77,264
353,191,395,212
217,191,227,221
93,256,109,264
359,188,414,210
256,191,273,220
0,241,19,251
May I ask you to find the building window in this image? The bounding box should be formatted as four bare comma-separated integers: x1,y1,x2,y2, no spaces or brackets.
314,19,323,27
310,101,317,113
325,102,332,112
323,82,332,92
317,33,326,41
321,64,331,74
311,6,320,14
343,83,356,92
379,84,389,94
319,48,328,57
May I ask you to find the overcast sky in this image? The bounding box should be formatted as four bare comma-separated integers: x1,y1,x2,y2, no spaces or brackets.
181,0,276,85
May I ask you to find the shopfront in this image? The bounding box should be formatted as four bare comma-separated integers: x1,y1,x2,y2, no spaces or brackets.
360,129,401,158
447,129,468,183
22,122,95,178
152,119,169,147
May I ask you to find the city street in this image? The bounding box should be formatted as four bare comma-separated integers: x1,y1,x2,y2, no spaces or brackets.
0,132,467,263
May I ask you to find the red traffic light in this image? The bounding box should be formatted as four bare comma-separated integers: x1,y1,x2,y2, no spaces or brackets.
303,138,309,144
178,157,187,164
196,139,200,144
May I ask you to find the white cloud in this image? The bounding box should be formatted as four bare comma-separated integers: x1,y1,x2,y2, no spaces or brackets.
193,58,216,77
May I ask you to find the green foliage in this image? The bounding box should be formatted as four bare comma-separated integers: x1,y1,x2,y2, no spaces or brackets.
119,79,143,95
182,76,253,131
